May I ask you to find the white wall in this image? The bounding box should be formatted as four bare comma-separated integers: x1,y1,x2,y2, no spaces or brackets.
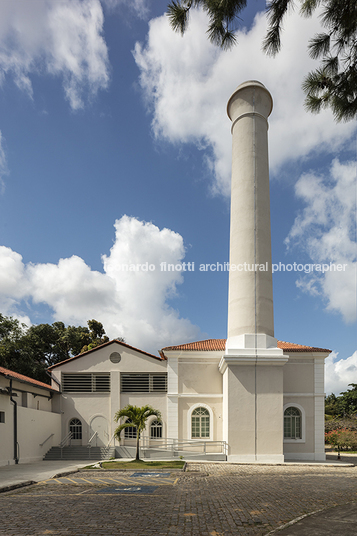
51,342,168,447
17,407,61,464
283,353,327,460
0,376,61,466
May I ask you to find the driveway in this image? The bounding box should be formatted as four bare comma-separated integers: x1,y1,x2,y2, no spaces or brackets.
0,461,356,535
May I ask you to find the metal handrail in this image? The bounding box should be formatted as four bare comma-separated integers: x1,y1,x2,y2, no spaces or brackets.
106,432,117,449
59,431,72,448
87,431,98,447
141,437,228,455
39,433,54,447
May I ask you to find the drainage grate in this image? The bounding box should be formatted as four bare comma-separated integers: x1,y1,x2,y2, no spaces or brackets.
97,486,158,494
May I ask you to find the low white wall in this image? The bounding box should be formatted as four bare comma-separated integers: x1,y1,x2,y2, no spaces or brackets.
0,404,14,466
17,407,61,464
0,407,61,466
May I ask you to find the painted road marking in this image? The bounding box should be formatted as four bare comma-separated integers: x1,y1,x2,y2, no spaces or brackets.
96,486,158,494
40,474,176,486
131,472,171,477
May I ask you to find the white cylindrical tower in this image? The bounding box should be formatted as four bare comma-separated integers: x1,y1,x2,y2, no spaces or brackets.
226,80,274,345
220,81,287,463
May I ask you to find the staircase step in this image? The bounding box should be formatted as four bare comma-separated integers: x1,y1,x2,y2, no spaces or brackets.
43,446,116,461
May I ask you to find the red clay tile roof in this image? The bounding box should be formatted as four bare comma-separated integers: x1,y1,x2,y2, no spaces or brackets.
277,340,331,352
0,366,57,392
48,339,163,370
162,339,227,352
161,339,331,353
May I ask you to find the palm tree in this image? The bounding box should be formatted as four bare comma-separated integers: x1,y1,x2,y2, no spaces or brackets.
114,404,162,461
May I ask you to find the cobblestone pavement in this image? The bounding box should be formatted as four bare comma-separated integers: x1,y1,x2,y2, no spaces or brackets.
0,464,356,536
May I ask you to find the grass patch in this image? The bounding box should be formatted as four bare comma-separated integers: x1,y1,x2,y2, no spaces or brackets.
84,460,185,470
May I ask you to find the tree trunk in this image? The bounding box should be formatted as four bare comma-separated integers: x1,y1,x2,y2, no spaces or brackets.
136,434,140,460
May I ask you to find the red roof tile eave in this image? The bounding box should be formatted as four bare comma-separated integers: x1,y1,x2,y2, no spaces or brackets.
48,339,164,370
0,366,57,392
160,338,331,354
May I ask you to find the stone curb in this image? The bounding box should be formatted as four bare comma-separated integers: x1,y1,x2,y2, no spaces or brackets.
0,480,36,494
79,467,185,473
187,460,355,467
52,469,80,478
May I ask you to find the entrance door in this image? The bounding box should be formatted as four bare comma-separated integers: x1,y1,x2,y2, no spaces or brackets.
90,416,109,447
69,418,82,446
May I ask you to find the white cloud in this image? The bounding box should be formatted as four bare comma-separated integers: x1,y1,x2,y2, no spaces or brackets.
325,351,357,395
286,159,357,323
0,0,109,110
0,216,202,353
133,8,356,196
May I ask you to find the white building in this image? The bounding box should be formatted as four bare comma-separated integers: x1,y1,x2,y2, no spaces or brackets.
0,81,331,465
44,336,329,463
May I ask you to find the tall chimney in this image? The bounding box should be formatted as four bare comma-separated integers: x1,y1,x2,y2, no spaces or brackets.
226,80,274,349
220,81,287,463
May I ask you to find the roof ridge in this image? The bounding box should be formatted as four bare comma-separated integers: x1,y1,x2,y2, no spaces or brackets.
48,339,163,370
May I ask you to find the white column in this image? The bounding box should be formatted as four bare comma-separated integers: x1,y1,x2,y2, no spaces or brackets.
314,358,326,460
110,371,120,441
167,357,179,439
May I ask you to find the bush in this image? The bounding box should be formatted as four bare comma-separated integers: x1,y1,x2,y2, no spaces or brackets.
325,428,357,451
325,416,357,433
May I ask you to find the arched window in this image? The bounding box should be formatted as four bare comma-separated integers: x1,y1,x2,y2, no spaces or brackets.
284,407,301,439
69,418,82,440
124,419,137,439
191,407,210,438
150,420,162,439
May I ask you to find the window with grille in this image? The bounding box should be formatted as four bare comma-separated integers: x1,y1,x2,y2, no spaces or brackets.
150,420,163,438
124,419,137,439
69,418,82,439
62,373,110,393
284,407,301,439
120,373,167,393
191,407,210,438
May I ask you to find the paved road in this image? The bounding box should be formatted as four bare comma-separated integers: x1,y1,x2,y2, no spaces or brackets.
1,463,357,535
0,459,93,490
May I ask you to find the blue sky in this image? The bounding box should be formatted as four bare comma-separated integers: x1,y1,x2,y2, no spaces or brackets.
0,0,356,395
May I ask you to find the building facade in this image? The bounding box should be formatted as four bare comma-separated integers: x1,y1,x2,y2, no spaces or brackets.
45,337,329,462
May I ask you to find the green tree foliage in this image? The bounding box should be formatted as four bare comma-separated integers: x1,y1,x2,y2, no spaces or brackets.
0,314,31,377
0,315,117,383
114,404,162,460
325,384,357,418
80,319,109,353
338,383,357,416
167,0,357,121
325,392,340,415
167,0,247,49
264,0,357,121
